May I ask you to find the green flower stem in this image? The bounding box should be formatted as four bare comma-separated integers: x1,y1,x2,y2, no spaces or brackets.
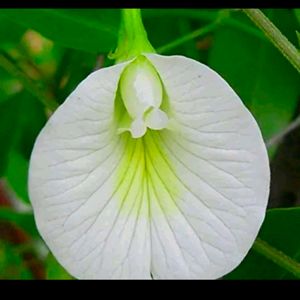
253,238,300,278
111,9,155,63
243,9,300,73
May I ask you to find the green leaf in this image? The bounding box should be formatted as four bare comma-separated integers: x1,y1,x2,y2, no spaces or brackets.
143,9,265,42
0,69,22,104
142,9,220,22
144,15,191,55
208,9,300,154
0,208,38,238
5,150,30,204
0,94,21,176
0,9,120,53
0,87,46,204
0,15,25,49
225,207,300,279
294,9,300,24
13,91,47,159
0,91,46,203
177,18,200,60
55,49,98,104
46,253,73,280
0,241,33,279
293,9,300,47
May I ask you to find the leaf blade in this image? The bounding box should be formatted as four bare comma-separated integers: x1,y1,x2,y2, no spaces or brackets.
0,9,120,53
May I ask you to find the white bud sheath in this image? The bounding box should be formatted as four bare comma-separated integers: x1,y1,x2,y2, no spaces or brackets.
119,55,168,138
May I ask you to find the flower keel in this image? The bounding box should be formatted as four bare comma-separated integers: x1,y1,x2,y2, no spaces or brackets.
119,55,169,138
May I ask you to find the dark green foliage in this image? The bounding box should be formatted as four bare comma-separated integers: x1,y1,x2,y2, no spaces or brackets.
0,9,120,53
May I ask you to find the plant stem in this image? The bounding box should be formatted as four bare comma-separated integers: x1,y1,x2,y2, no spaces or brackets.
266,114,300,148
243,9,300,73
157,21,220,54
111,9,155,63
253,238,300,278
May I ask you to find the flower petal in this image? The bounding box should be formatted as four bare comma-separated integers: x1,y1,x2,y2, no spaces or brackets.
29,53,270,280
29,62,152,279
145,108,169,130
145,54,270,279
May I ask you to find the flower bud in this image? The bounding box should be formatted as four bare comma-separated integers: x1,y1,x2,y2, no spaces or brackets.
119,55,168,138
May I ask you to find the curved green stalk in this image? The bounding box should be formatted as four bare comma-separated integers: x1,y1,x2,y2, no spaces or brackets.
243,9,300,73
253,238,300,278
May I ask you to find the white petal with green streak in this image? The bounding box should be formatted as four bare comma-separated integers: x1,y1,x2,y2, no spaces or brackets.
29,54,270,279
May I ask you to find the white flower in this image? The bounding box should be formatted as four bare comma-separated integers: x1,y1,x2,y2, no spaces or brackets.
28,54,270,279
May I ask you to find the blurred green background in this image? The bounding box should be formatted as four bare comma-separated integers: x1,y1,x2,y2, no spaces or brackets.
0,8,299,279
